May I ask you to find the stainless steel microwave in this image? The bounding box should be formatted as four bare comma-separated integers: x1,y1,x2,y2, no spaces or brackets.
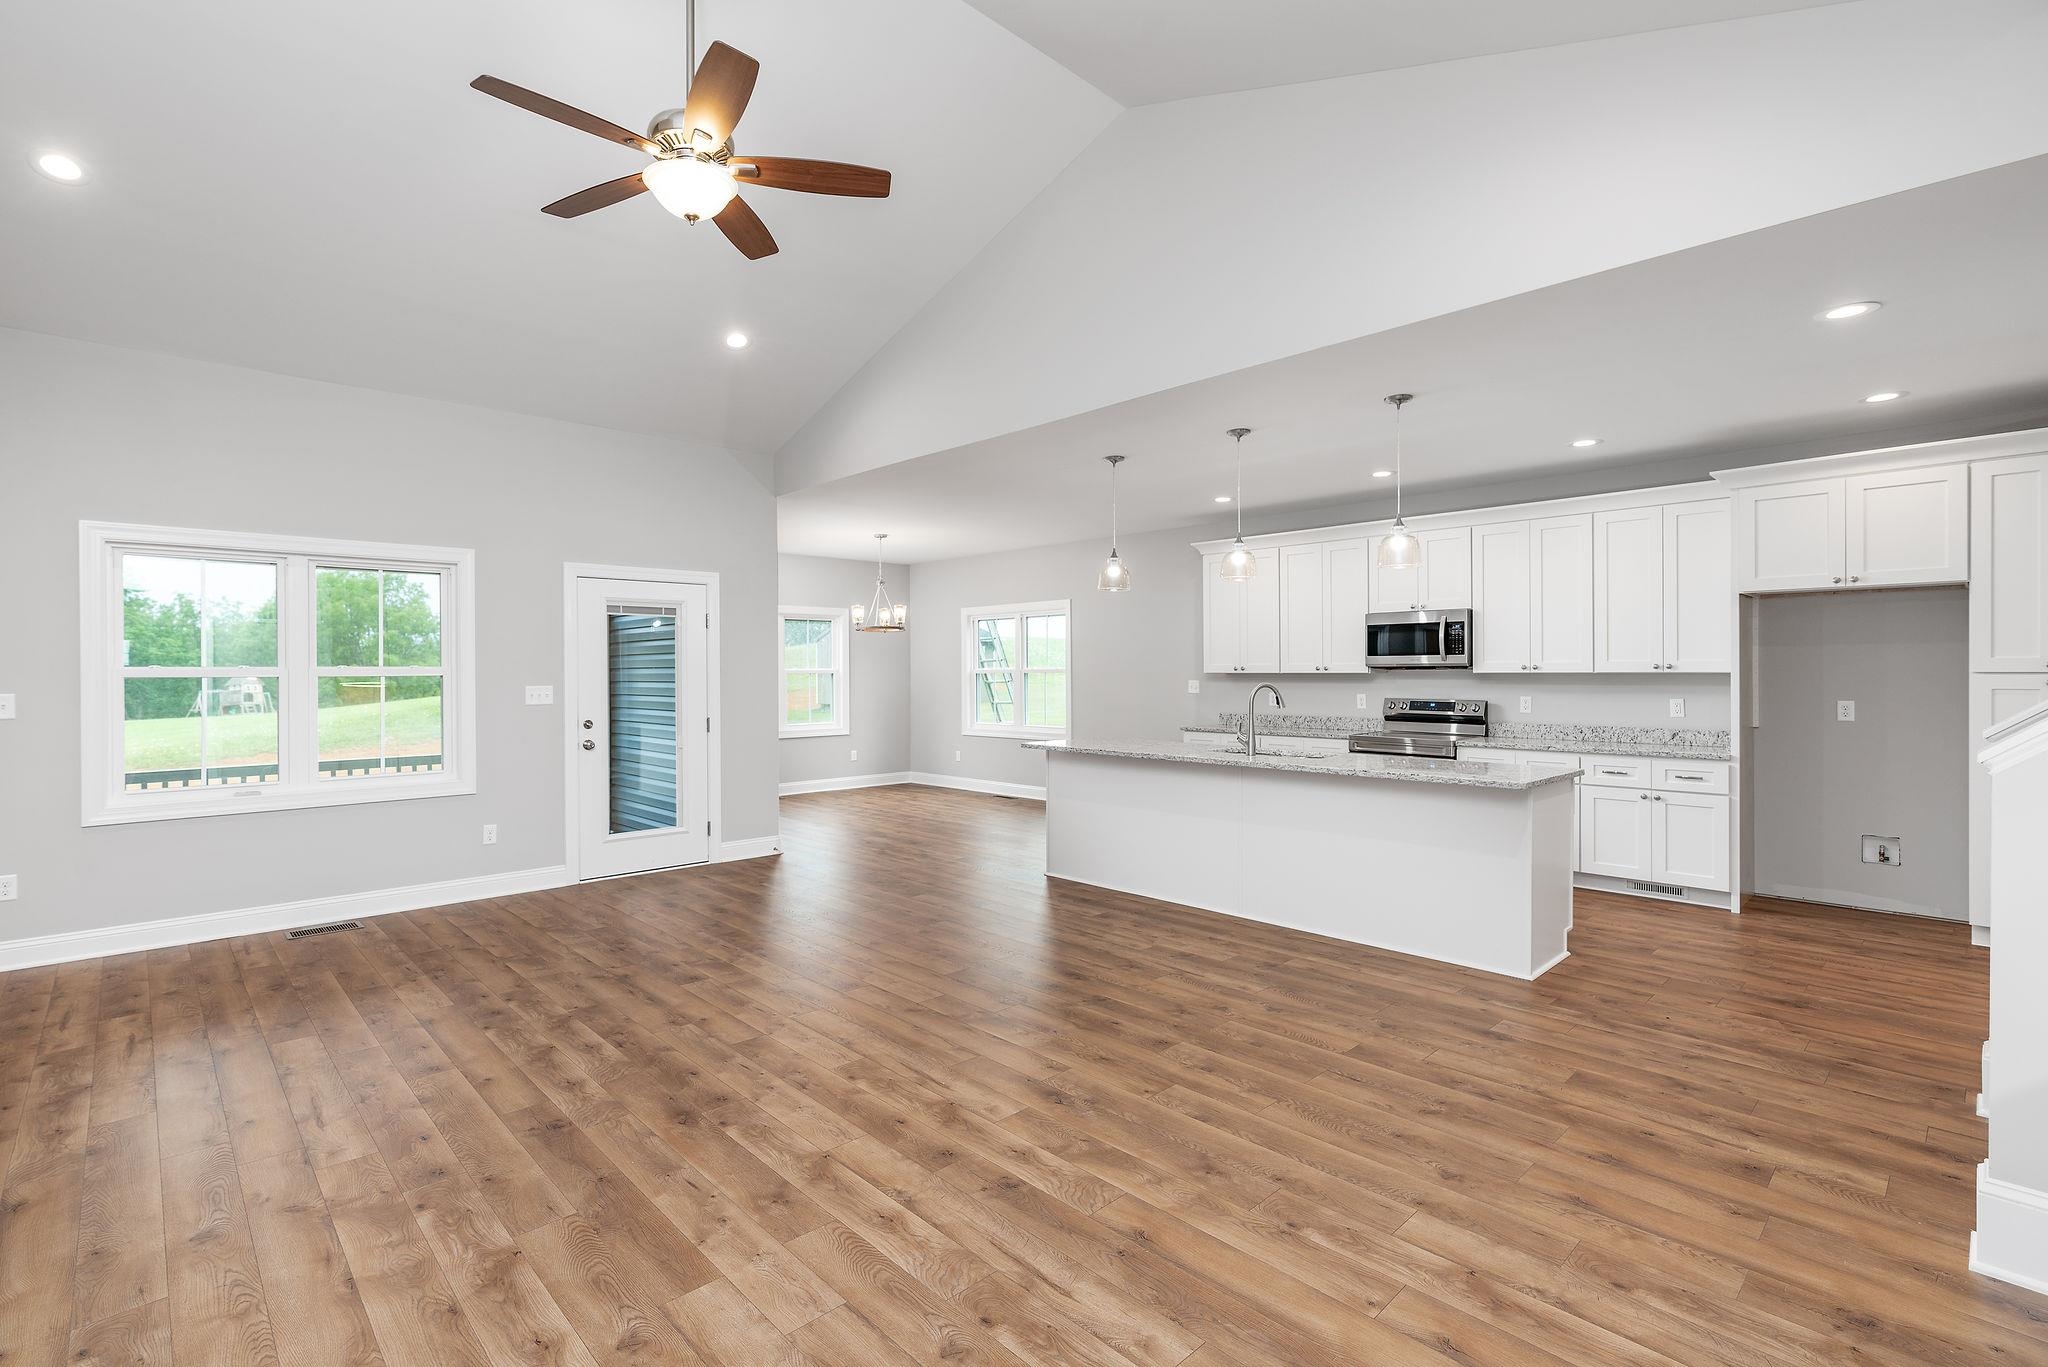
1364,609,1471,669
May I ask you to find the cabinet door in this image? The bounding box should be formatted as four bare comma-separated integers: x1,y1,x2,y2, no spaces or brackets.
1651,791,1730,891
1592,506,1664,672
1277,543,1326,672
1202,553,1243,673
1368,536,1419,612
1323,537,1375,673
1529,513,1593,673
1240,548,1282,673
1846,465,1968,588
1971,454,2048,672
1419,527,1473,608
1968,672,2048,922
1736,477,1845,592
1469,521,1531,674
1662,501,1732,673
1578,785,1653,879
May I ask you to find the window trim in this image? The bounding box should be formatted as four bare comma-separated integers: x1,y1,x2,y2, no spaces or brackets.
777,605,851,739
79,520,477,826
961,599,1071,740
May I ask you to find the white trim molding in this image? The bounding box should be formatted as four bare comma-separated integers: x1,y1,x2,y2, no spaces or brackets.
907,772,1047,801
719,836,782,862
0,865,569,973
1973,1163,2048,1296
777,604,852,739
961,599,1072,742
779,772,914,796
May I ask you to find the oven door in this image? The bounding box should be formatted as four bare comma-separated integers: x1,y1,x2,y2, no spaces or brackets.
1364,610,1470,668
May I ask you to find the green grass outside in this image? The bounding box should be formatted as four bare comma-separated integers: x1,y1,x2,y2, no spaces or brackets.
123,695,443,771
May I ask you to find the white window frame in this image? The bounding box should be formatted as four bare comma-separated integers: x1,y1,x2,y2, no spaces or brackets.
961,599,1071,740
777,605,851,739
79,520,477,826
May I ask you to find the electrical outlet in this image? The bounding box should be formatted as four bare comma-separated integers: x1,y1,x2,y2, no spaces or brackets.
525,685,553,705
1186,680,1200,694
0,875,16,902
481,825,497,845
849,748,858,762
0,694,15,720
1356,693,1371,709
954,750,962,762
1668,697,1686,719
1518,696,1532,715
1836,700,1856,722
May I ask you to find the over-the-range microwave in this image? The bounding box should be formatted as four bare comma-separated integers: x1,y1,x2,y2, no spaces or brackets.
1364,608,1471,669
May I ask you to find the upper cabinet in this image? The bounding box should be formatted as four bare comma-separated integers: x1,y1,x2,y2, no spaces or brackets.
1202,549,1279,673
1472,515,1593,673
1277,542,1327,672
1593,500,1731,673
1368,527,1471,612
1663,501,1733,673
1323,538,1375,673
1735,464,1967,593
1971,453,2048,673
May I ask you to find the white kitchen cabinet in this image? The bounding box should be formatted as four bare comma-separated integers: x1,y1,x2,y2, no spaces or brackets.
1736,465,1965,593
1368,526,1472,611
1473,516,1593,674
1323,537,1375,673
1592,506,1663,672
1201,548,1280,673
1846,465,1967,588
1968,671,2048,925
1651,790,1731,891
1470,521,1531,674
1662,501,1732,672
1579,784,1653,880
1278,542,1327,672
1971,453,2048,673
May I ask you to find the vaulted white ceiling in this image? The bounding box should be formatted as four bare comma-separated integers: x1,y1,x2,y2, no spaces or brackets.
0,0,1116,456
958,0,1849,105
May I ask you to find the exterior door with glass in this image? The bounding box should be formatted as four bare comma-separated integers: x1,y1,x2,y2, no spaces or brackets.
574,578,710,878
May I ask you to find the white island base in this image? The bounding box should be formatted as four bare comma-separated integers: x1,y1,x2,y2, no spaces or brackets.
1040,747,1576,980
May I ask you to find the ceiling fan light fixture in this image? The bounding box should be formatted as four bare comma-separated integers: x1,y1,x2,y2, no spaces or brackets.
642,155,738,221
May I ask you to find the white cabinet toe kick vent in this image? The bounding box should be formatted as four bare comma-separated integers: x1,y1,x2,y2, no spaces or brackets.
1628,880,1689,898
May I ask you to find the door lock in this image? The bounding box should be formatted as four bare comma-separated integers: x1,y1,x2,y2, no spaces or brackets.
582,719,594,729
582,739,595,751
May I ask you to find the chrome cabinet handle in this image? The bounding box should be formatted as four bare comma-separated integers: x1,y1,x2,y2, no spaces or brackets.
1639,793,1650,800
1832,576,1843,584
1672,773,1707,782
582,739,595,751
1653,794,1664,801
1848,575,1860,583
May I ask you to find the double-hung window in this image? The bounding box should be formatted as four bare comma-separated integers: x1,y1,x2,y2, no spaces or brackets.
778,607,849,738
81,521,475,825
962,600,1069,739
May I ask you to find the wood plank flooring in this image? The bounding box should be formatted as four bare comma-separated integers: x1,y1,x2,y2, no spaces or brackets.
2,783,2041,1365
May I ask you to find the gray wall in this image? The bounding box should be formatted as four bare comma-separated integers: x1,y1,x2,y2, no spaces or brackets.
1748,588,1969,919
0,328,780,947
905,524,1735,790
777,554,913,785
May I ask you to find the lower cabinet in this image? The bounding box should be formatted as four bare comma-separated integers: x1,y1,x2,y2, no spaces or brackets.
1652,789,1731,890
1575,765,1730,892
1578,784,1654,880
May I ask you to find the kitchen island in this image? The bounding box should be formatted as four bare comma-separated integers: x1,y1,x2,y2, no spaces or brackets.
1023,738,1582,979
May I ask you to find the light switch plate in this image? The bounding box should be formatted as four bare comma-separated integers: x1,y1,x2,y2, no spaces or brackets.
525,685,554,706
1518,696,1532,715
1668,698,1685,718
1836,700,1856,721
0,694,14,720
849,748,858,762
1186,680,1200,694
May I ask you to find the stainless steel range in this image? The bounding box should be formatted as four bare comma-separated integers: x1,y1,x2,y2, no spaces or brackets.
1348,697,1487,758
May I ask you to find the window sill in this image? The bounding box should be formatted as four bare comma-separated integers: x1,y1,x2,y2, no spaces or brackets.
779,724,851,740
964,726,1070,742
83,775,476,827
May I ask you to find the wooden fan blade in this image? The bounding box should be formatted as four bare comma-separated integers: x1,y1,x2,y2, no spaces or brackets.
542,172,650,218
681,42,759,146
713,195,777,260
730,157,891,198
471,75,660,156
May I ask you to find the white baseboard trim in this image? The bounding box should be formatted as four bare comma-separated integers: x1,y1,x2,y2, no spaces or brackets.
1972,923,1991,947
0,865,571,973
905,772,1047,801
1759,882,1964,923
778,772,912,796
1973,1164,2048,1295
718,836,782,862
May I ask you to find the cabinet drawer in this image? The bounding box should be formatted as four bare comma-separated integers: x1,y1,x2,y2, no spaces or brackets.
1653,759,1729,795
1260,736,1347,757
1580,754,1652,788
1458,747,1578,771
1181,731,1240,752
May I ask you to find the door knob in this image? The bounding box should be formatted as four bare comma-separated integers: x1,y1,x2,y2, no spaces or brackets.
582,719,594,730
582,739,595,751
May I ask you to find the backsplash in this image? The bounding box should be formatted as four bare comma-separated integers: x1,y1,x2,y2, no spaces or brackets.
1200,711,1731,756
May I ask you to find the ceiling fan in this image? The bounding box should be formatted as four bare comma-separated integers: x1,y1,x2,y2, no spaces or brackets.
470,0,891,260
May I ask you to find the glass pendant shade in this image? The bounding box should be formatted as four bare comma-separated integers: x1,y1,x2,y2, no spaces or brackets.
1220,540,1257,582
1377,521,1421,571
1097,553,1130,592
641,156,738,220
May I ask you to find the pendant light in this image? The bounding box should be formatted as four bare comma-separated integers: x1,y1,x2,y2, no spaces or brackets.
1377,393,1421,572
1219,427,1257,582
1096,454,1131,592
852,533,906,631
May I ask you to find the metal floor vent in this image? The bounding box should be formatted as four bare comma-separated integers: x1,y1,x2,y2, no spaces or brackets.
1629,880,1687,898
286,920,362,940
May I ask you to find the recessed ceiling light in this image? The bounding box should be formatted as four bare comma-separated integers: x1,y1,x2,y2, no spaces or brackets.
724,331,749,349
1213,495,1232,503
34,151,85,183
1821,300,1883,321
1570,438,1601,448
1862,390,1905,404
1371,469,1393,479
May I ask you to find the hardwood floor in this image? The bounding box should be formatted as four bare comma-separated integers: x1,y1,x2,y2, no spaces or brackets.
2,783,2040,1365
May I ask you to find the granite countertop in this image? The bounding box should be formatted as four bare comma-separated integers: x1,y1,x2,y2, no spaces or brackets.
1182,713,1732,762
1023,738,1582,790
